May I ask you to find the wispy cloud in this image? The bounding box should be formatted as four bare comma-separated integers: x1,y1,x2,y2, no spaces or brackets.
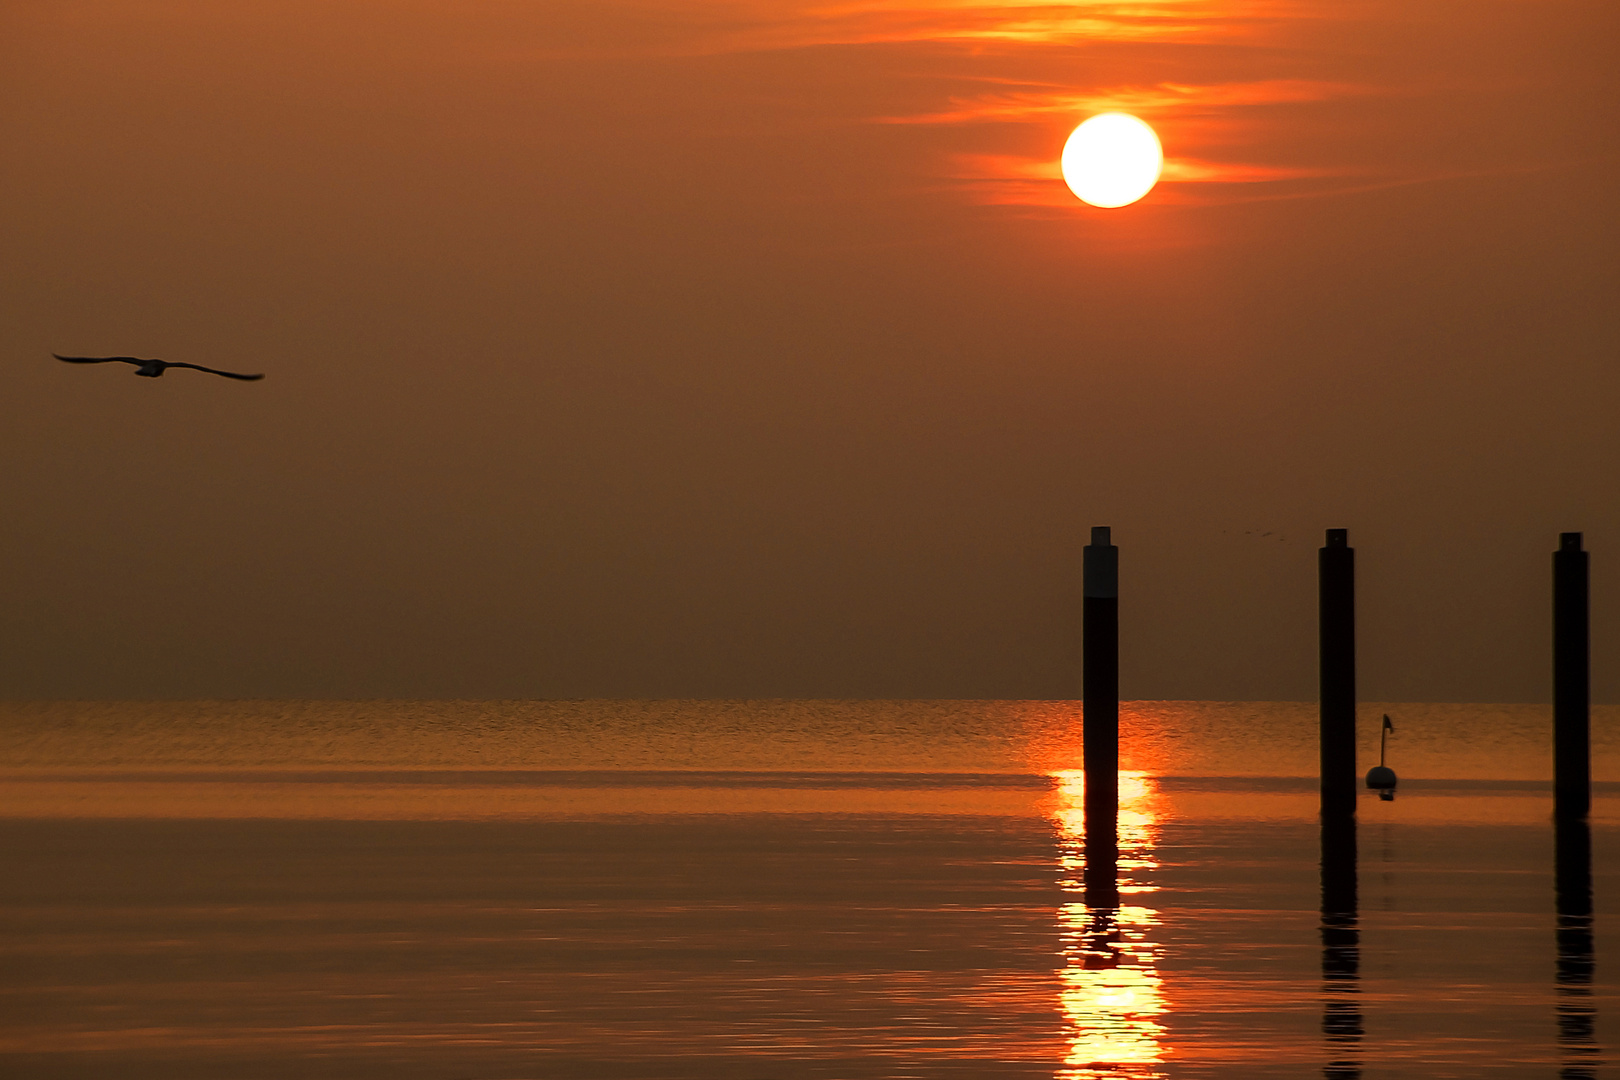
879,78,1359,125
1159,158,1329,182
898,79,1362,206
940,150,1573,210
946,150,1334,207
489,0,1419,210
725,0,1247,48
557,0,1286,58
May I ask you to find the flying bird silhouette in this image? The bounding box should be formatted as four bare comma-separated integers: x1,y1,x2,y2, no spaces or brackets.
53,354,264,381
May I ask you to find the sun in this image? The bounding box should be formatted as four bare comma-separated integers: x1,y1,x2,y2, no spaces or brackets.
1060,114,1163,209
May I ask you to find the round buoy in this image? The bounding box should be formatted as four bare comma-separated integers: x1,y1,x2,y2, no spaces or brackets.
1366,765,1397,791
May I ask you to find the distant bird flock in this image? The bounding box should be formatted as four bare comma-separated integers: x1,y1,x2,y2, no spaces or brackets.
54,354,264,381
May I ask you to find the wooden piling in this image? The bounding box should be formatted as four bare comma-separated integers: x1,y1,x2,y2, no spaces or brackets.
1320,812,1361,1079
1554,815,1597,1071
1320,529,1357,818
1554,532,1590,820
1083,525,1119,906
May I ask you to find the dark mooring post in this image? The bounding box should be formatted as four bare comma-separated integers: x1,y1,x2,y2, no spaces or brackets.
1320,529,1357,818
1084,525,1120,906
1554,532,1590,820
1320,813,1362,1080
1554,816,1598,1079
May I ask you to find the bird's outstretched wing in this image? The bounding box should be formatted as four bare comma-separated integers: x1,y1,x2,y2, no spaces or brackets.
53,354,142,365
166,362,265,381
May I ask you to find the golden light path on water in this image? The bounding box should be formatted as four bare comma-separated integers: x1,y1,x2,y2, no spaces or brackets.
1051,770,1167,1079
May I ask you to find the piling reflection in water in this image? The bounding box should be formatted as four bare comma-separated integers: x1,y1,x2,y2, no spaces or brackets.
1052,771,1166,1079
1555,816,1600,1079
1320,813,1361,1080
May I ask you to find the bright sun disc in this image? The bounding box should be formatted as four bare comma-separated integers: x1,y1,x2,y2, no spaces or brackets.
1060,113,1163,208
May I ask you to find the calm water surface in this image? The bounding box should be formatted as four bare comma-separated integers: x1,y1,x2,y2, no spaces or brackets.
0,700,1615,1078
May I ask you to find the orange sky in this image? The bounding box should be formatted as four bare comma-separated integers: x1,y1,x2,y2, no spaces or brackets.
0,0,1616,698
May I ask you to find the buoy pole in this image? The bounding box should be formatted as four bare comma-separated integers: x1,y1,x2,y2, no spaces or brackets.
1083,525,1119,906
1319,527,1362,1065
1554,532,1590,820
1320,529,1357,818
1320,812,1361,1075
1554,815,1596,1068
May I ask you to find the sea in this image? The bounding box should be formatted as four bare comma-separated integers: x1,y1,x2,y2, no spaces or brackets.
0,700,1614,1079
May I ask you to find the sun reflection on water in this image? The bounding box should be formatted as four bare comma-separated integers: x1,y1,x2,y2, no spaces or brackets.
1051,770,1167,1079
